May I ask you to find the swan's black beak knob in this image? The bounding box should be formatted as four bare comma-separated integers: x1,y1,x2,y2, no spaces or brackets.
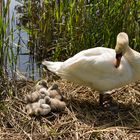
115,53,122,68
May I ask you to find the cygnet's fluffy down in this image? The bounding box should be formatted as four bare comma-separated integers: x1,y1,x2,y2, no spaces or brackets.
25,89,47,103
47,84,63,100
39,87,50,96
26,99,51,116
35,80,48,91
44,96,66,111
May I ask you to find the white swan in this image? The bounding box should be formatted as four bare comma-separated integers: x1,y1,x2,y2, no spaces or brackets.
42,32,140,106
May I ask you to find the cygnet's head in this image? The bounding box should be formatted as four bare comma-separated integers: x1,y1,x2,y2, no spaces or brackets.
115,32,129,68
25,104,35,115
39,105,51,115
25,91,40,103
37,80,48,88
39,88,50,96
50,84,59,90
49,98,66,111
44,96,51,104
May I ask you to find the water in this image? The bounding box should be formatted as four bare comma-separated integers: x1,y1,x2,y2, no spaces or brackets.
7,0,42,80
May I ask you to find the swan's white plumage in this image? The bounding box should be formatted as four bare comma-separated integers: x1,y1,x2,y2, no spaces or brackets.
42,32,140,92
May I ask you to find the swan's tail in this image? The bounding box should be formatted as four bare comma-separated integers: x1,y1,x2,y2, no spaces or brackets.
42,61,63,75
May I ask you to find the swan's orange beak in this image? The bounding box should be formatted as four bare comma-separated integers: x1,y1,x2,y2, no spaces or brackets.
115,53,122,68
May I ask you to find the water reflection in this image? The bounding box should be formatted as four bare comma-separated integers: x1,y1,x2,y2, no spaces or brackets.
7,0,42,80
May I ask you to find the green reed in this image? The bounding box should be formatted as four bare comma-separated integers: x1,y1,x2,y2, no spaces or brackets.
19,0,140,61
0,0,16,78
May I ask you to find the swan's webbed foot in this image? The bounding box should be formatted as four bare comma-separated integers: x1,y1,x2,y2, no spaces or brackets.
99,92,119,112
99,92,113,107
99,93,104,107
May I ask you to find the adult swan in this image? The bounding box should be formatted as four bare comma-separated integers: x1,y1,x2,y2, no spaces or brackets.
42,32,140,106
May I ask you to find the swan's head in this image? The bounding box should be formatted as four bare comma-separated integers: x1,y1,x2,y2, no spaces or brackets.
115,32,129,68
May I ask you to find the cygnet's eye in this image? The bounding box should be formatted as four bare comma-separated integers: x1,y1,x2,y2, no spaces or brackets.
40,91,45,94
42,81,46,85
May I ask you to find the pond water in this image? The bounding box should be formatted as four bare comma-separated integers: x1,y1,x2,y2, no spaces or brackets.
7,0,42,80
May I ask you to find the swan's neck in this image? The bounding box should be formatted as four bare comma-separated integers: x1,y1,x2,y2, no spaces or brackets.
124,47,135,58
124,46,140,80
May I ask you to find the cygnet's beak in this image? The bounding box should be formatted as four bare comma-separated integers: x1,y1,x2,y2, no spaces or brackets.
115,53,122,68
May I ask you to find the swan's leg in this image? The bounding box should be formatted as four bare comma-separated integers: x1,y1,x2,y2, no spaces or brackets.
99,91,113,107
99,91,119,112
99,93,104,107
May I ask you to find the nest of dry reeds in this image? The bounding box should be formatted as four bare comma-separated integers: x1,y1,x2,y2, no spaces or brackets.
0,77,140,140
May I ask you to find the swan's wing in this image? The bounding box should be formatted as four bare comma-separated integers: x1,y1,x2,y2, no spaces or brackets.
62,47,113,69
63,50,116,74
60,50,133,89
72,54,131,77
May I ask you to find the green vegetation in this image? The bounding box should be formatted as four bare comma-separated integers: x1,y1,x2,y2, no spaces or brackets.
1,0,140,75
0,1,140,139
19,0,140,61
0,0,16,78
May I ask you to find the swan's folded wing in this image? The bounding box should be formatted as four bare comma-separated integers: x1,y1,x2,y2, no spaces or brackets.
60,53,133,88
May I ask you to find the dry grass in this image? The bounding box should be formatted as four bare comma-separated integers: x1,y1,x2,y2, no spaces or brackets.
0,78,140,140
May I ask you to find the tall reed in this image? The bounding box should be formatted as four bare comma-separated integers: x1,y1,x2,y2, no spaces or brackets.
18,0,140,61
0,0,16,78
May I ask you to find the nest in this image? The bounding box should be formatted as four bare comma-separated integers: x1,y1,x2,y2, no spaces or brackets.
0,78,140,140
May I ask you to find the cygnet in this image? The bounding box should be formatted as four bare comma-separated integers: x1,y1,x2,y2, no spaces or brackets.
39,87,50,96
47,84,63,100
35,80,48,91
44,96,66,111
25,90,46,103
26,100,51,116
